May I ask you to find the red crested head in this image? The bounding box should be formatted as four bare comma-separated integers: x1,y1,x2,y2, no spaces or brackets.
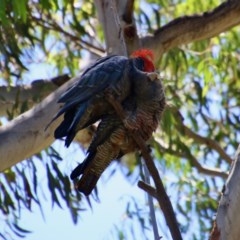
131,49,155,72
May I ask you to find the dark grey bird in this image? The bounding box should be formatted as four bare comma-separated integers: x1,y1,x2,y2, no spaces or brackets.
49,49,165,195
71,72,165,195
50,49,156,147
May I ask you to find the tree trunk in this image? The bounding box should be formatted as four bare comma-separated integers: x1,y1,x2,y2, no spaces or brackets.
210,145,240,240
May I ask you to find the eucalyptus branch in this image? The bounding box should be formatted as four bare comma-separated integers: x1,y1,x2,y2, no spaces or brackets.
153,139,228,179
138,181,157,199
142,0,240,60
170,106,233,164
210,144,240,240
141,160,160,240
0,76,93,172
110,0,128,56
31,16,105,57
0,74,70,117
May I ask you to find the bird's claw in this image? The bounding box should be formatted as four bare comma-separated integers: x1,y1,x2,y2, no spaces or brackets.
123,117,140,131
146,72,159,81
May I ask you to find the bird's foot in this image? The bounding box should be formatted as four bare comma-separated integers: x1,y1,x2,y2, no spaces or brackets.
146,72,159,81
123,116,140,131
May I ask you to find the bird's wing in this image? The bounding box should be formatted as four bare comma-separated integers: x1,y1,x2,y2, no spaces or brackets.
59,55,128,104
50,55,128,122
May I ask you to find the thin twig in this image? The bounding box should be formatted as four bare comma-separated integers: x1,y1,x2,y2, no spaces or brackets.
182,125,233,164
138,180,157,199
170,106,233,164
31,16,105,57
153,139,228,179
106,92,183,240
141,160,160,240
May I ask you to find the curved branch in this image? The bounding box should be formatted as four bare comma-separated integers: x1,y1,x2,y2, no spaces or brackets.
153,139,228,179
0,75,70,116
142,0,240,60
181,125,233,164
170,106,233,164
138,181,157,199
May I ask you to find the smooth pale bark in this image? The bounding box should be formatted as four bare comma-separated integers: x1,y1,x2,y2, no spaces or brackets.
94,0,128,55
0,75,70,116
0,76,92,171
210,145,240,240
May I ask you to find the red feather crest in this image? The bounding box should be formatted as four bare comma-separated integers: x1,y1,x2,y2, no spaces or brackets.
131,49,155,72
131,49,154,60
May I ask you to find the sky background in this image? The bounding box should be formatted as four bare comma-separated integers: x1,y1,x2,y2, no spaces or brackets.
14,140,171,240
19,166,146,240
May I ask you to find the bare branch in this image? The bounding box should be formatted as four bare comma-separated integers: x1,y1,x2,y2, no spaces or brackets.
110,0,128,56
170,106,233,164
94,0,139,55
141,159,160,239
95,0,125,55
182,125,233,164
0,75,70,116
142,0,240,60
154,139,228,179
138,180,157,199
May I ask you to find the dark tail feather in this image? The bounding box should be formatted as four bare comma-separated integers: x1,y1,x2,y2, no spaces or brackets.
70,162,85,179
70,151,96,179
64,105,88,147
54,120,70,139
54,124,76,148
54,104,87,147
54,110,76,139
64,131,76,147
76,173,100,196
45,100,77,131
71,151,98,195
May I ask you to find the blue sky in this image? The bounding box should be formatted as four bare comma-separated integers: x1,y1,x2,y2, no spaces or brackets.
19,168,135,240
17,160,163,240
